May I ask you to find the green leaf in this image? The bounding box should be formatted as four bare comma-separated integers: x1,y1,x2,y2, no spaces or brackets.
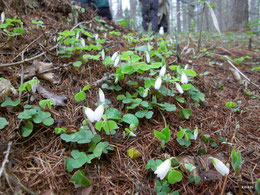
177,130,185,139
43,117,54,126
1,98,20,107
70,170,91,187
256,178,260,194
167,170,183,184
95,121,103,131
21,121,33,137
225,101,236,108
116,94,126,100
231,148,242,172
73,61,82,67
135,110,148,118
18,109,37,119
154,130,166,140
103,120,118,134
93,142,109,158
145,111,153,119
181,84,192,91
0,117,9,129
105,108,121,119
127,148,141,159
178,108,192,119
61,126,94,144
164,103,176,112
75,91,86,102
122,114,139,126
66,150,92,172
161,126,170,142
185,163,196,172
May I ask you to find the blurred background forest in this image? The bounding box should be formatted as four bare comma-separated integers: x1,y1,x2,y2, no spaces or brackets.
109,0,260,34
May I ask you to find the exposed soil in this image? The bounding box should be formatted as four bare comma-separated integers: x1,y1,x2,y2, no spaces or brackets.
0,1,259,195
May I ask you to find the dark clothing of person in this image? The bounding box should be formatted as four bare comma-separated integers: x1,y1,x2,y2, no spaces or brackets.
141,0,158,32
97,7,112,20
73,0,112,20
158,14,168,33
74,0,90,7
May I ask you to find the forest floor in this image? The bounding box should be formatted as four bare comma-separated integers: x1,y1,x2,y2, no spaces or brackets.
0,0,259,194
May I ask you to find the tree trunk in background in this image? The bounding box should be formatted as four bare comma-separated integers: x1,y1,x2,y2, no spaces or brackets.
129,0,137,29
204,5,209,31
188,0,195,31
182,2,187,32
177,0,181,32
215,0,223,31
116,0,123,19
230,0,249,31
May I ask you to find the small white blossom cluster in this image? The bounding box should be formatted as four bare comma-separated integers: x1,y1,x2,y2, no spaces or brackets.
83,88,105,123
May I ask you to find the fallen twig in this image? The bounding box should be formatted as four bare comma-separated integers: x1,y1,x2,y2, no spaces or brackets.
93,73,115,86
0,141,12,178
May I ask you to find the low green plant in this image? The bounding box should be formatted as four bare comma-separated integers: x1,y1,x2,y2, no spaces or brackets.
0,16,25,38
154,126,171,148
225,101,241,112
18,105,54,137
0,117,8,129
231,148,242,175
176,127,197,147
74,85,91,102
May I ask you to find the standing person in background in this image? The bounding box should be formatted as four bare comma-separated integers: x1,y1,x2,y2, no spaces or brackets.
140,0,159,32
158,0,169,33
74,0,112,20
92,0,112,20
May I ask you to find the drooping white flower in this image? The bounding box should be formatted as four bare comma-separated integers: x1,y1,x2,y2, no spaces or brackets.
99,88,105,103
146,51,150,63
80,38,85,47
159,65,166,77
1,12,5,23
154,77,162,90
31,77,39,93
94,104,104,122
114,55,120,67
101,49,105,60
175,83,183,94
83,107,95,123
83,104,104,123
111,51,119,61
76,31,80,40
155,159,171,180
194,128,198,140
181,73,188,84
209,157,230,176
143,88,149,98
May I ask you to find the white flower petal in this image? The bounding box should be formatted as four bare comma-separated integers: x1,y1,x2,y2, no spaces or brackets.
99,88,105,103
181,73,188,84
1,12,5,23
175,83,183,94
155,77,162,90
209,157,230,176
83,107,95,123
159,65,166,77
155,159,171,180
94,104,104,122
143,88,149,98
146,51,150,63
101,49,105,60
114,55,120,67
194,128,199,140
111,51,119,61
80,38,85,47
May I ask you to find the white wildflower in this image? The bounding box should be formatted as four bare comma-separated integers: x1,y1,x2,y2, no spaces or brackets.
181,73,188,84
154,77,162,90
159,65,166,77
99,88,105,103
209,157,230,176
175,83,183,94
155,159,171,180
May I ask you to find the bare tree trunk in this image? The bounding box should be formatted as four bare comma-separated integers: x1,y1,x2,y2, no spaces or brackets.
204,5,209,31
182,2,187,32
215,0,223,31
177,0,181,32
188,0,195,31
130,0,137,29
230,0,249,31
116,0,123,19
